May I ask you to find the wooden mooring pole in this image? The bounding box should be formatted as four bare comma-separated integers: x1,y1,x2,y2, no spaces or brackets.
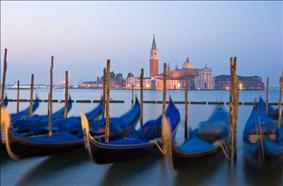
162,63,167,153
102,68,106,118
140,68,144,127
16,81,20,113
105,59,111,143
228,57,234,160
278,72,283,128
131,84,134,105
1,49,8,106
232,57,238,162
266,77,269,114
48,57,54,137
29,73,34,116
162,63,167,117
64,71,69,119
184,77,189,140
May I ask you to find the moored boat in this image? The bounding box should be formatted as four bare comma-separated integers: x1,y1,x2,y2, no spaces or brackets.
4,99,139,158
82,97,180,164
173,105,229,165
243,100,283,167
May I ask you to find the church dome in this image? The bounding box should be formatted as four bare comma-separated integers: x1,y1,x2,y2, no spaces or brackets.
183,57,193,69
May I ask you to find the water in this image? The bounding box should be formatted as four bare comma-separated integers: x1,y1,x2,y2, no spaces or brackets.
1,89,283,186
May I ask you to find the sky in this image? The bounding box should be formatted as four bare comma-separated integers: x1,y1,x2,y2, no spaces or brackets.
1,1,282,86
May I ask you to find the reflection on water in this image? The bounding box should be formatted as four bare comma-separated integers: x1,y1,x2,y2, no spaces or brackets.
16,150,89,186
99,152,160,186
1,89,282,186
243,156,283,186
174,153,225,186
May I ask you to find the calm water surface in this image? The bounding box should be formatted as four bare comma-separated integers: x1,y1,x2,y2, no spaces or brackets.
1,89,282,186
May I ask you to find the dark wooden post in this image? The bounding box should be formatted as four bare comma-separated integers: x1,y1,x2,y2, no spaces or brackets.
162,63,167,117
161,63,167,154
16,81,20,113
184,77,189,140
1,49,8,106
228,57,234,160
47,92,50,115
64,71,69,119
266,77,269,114
105,60,111,143
278,72,283,128
131,84,134,105
140,68,144,127
29,74,34,116
48,56,54,137
232,57,238,161
102,68,106,118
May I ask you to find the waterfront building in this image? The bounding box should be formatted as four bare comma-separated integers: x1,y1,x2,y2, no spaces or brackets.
214,75,264,90
78,81,97,88
147,35,214,90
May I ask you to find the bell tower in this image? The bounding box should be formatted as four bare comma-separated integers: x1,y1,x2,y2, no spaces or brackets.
149,34,159,77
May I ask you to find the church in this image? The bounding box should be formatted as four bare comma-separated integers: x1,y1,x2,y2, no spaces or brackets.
148,35,214,90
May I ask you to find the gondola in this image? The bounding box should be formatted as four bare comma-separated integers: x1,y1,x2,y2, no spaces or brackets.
82,97,180,164
90,97,141,140
0,95,8,107
3,99,140,158
243,100,283,166
10,96,40,122
173,105,229,164
49,101,103,132
1,97,40,145
259,97,283,121
258,97,283,144
13,97,73,134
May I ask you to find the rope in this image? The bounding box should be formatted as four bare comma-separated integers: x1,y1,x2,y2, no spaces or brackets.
1,107,19,160
149,140,164,155
215,140,230,160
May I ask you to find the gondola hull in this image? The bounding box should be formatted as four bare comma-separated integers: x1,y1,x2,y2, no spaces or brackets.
173,143,222,160
7,130,84,157
173,147,225,169
6,113,138,158
90,139,158,164
243,142,283,169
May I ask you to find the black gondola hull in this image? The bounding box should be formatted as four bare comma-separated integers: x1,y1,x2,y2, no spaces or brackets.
8,130,84,157
90,140,159,164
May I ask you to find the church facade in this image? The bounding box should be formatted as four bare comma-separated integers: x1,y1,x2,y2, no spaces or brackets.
148,35,214,90
125,35,215,90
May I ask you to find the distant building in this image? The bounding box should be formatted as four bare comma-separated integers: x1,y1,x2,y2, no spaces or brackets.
147,35,214,90
127,72,134,78
124,76,180,90
214,75,264,90
79,81,97,88
115,73,124,87
195,66,214,89
149,34,159,77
